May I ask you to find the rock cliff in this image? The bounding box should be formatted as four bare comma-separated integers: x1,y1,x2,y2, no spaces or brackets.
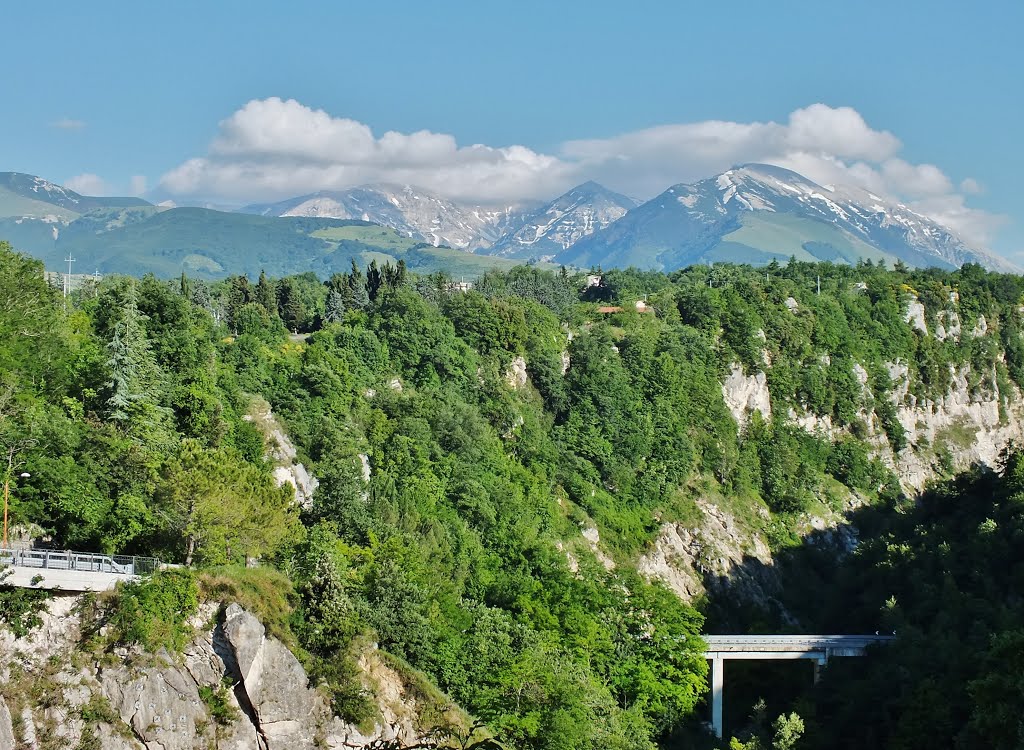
0,598,450,750
651,296,1024,615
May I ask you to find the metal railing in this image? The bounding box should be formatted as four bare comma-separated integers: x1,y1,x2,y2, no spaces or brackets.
0,547,160,577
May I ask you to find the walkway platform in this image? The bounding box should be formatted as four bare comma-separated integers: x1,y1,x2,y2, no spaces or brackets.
0,548,159,592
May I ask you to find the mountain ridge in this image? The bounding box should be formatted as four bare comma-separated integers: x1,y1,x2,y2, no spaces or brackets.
0,167,1016,276
557,164,1017,272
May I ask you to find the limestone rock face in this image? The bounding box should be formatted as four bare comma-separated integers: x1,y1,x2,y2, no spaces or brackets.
505,355,529,389
638,498,778,607
223,604,320,749
245,396,319,508
101,663,214,750
722,364,771,425
0,697,15,750
1,597,429,750
904,298,928,334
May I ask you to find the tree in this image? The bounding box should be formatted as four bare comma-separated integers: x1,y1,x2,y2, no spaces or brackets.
225,275,252,332
277,277,307,332
366,260,383,302
156,440,298,565
0,241,68,389
105,285,171,442
324,290,346,324
255,270,276,315
350,261,370,310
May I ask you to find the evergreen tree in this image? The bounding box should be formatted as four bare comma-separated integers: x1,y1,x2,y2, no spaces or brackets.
349,261,370,310
255,270,276,315
225,275,252,332
156,440,299,565
366,260,383,301
105,285,171,442
277,278,307,332
324,289,346,323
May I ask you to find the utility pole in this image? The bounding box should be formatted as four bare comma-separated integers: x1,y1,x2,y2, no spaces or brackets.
63,255,76,298
817,275,821,296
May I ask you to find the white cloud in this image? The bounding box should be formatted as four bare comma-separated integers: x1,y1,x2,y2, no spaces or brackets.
65,173,111,196
960,177,983,194
51,117,86,130
129,175,148,196
161,97,571,204
158,98,1004,247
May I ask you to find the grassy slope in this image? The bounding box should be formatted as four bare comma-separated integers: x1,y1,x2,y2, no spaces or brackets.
0,188,81,222
711,213,897,266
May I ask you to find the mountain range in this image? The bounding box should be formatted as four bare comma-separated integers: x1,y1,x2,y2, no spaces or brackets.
556,164,1015,272
0,165,1015,278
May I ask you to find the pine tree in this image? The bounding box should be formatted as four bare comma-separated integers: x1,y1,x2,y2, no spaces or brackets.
106,286,170,441
349,261,370,310
366,260,383,301
324,289,346,323
255,270,276,314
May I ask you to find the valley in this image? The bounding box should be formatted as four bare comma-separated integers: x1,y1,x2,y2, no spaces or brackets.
3,240,1024,748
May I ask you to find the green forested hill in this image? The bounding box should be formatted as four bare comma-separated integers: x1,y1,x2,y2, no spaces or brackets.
3,206,530,280
4,240,1024,749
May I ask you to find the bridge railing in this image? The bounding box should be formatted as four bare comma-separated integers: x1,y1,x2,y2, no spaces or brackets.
0,548,159,577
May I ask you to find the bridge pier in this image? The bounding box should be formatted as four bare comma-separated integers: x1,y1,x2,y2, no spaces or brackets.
703,635,894,739
711,655,723,738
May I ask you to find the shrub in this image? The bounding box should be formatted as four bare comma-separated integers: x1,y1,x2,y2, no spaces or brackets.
0,584,50,638
109,569,199,652
198,682,240,726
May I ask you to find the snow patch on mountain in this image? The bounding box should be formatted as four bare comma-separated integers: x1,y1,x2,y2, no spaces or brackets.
250,184,530,250
487,181,638,259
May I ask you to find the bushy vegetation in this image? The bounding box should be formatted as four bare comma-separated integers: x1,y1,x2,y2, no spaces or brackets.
5,233,1024,748
761,453,1024,750
0,585,50,637
105,569,199,652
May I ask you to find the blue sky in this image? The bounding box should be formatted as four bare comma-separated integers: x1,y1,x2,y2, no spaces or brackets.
2,0,1022,258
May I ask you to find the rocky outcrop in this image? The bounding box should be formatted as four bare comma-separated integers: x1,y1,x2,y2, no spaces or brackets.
638,498,778,605
784,359,1024,491
505,355,529,389
0,697,15,750
722,364,772,425
245,396,319,508
101,663,212,749
0,597,440,750
223,604,320,749
904,297,928,334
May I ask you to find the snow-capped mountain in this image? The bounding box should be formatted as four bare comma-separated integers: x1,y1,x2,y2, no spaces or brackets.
2,167,1015,276
485,181,639,261
243,185,533,251
556,164,1016,272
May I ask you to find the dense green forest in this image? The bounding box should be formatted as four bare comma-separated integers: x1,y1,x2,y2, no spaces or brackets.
4,236,1024,749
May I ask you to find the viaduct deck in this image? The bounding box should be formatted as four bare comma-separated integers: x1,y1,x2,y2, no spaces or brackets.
703,634,896,738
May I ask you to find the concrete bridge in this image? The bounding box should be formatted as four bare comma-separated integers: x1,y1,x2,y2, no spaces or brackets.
0,547,158,591
704,634,896,738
